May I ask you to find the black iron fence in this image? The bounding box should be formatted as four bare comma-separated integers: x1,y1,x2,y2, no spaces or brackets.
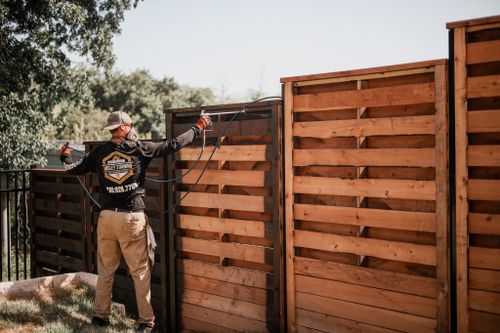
0,170,30,281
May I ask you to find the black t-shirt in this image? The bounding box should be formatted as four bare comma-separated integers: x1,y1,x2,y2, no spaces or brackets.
62,128,198,211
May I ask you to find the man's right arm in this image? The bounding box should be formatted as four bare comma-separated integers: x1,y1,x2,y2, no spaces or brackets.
60,145,93,175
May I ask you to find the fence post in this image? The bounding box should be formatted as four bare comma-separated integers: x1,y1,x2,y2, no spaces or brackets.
1,173,9,265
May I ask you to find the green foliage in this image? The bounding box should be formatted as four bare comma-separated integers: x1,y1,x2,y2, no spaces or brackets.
53,68,215,140
0,0,141,169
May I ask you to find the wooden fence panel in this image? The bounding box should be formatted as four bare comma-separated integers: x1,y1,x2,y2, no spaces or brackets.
448,15,500,333
166,101,284,333
30,170,87,277
282,60,449,333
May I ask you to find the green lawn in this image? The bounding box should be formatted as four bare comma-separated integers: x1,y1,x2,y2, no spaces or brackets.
0,282,136,332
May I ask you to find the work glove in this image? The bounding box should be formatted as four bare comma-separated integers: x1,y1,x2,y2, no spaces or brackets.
193,115,212,132
59,143,71,163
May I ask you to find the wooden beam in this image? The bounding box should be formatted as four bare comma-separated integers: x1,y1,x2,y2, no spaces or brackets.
293,148,435,168
293,83,435,112
467,39,500,64
293,115,436,138
467,145,500,166
295,229,437,266
454,27,470,333
177,237,272,264
294,203,436,232
469,213,500,236
178,169,266,187
179,192,267,213
284,81,297,333
467,109,500,133
467,75,500,99
178,145,268,161
294,257,437,298
296,292,436,333
294,176,436,200
468,179,500,201
177,214,267,238
434,63,450,333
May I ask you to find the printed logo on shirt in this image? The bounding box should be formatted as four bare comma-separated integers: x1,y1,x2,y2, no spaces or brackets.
101,151,134,185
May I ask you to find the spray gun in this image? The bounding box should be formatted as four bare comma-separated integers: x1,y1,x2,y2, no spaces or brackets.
199,109,246,148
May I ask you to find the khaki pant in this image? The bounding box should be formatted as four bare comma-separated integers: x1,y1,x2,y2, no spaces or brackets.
93,210,154,326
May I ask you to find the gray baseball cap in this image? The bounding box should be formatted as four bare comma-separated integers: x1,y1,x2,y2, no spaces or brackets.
103,111,133,130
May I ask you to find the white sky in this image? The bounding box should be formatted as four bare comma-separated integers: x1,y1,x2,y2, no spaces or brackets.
110,0,500,99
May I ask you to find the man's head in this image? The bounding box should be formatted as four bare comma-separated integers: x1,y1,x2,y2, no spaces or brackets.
103,111,132,137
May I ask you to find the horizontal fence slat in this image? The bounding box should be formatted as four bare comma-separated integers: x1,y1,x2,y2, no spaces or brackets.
179,192,267,213
294,176,436,200
177,145,268,161
294,203,436,232
178,169,266,187
180,302,267,332
293,115,436,138
293,83,435,111
295,274,436,318
33,181,82,195
34,250,84,271
467,39,500,64
295,230,436,266
469,247,500,270
293,148,435,167
179,273,268,306
177,259,272,290
35,233,84,252
296,308,399,333
468,179,500,201
467,145,500,166
296,292,436,333
469,290,500,315
469,213,500,236
467,110,500,133
179,289,268,322
467,75,500,99
294,257,437,298
178,214,268,238
174,118,271,137
177,237,272,264
470,310,500,333
469,268,500,293
34,216,82,234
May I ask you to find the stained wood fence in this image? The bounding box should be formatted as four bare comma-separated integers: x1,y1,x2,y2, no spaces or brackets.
165,100,284,332
281,60,450,333
30,170,88,276
448,15,500,333
27,14,500,332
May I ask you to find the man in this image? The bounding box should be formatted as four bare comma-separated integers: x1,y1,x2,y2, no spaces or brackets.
60,110,211,332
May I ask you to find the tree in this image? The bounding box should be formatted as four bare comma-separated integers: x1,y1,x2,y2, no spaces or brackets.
55,68,214,140
0,0,141,170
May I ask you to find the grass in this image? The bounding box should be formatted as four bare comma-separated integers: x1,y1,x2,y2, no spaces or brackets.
0,282,136,333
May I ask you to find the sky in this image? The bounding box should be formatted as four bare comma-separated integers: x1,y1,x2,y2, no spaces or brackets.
108,0,500,100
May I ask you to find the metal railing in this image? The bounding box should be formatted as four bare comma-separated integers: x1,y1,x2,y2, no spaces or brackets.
0,170,30,281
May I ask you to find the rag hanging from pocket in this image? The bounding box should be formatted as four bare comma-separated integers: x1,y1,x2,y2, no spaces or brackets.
146,216,157,267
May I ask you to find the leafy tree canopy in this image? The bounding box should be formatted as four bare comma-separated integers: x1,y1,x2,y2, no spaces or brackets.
0,0,140,170
51,67,214,141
